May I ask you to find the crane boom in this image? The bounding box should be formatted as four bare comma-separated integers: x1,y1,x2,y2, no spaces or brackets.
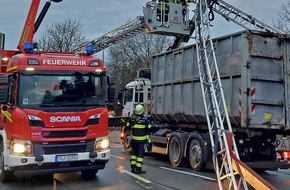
17,0,62,52
18,0,41,52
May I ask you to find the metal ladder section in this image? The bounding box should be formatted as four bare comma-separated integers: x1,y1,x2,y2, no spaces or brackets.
74,0,285,53
194,1,278,190
211,0,285,34
194,0,247,189
74,16,145,53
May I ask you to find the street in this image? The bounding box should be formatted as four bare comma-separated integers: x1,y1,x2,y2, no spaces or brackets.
0,130,290,190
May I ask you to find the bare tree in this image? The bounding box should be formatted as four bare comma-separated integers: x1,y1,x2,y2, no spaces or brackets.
105,33,172,94
274,1,290,33
37,19,87,51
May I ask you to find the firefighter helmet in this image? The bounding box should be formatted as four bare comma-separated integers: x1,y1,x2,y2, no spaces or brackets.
135,104,144,115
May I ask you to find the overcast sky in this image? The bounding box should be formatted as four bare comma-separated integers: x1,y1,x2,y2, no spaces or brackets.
0,0,287,51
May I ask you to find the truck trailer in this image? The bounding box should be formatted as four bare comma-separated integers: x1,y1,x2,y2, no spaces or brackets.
120,30,290,171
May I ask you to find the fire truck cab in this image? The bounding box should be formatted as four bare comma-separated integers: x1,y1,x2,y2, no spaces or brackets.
0,43,114,182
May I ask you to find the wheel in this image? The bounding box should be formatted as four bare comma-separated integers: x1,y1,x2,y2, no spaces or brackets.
0,141,14,183
169,135,185,167
123,131,132,154
188,139,206,171
81,169,98,180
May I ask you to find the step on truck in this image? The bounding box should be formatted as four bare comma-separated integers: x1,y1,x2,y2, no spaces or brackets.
119,30,290,171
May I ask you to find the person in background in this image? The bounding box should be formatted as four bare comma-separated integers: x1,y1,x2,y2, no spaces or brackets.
107,103,115,117
125,104,152,174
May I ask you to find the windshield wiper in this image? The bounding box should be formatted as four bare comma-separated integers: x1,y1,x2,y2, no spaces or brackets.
59,103,104,107
40,103,57,107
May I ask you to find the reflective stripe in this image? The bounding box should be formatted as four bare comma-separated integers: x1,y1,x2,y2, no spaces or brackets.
137,157,144,162
131,155,137,159
132,135,148,141
2,110,12,122
132,135,151,141
131,160,136,165
147,136,151,143
131,155,137,165
133,124,146,129
158,2,168,10
148,124,152,129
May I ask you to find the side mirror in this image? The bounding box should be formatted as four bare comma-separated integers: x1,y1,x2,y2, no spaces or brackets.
107,76,115,86
0,86,9,104
0,75,9,104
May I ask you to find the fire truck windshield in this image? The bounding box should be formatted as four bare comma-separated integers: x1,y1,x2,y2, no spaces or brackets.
18,72,107,108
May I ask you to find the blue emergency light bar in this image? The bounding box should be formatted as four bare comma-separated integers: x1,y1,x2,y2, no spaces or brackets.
86,44,94,55
24,42,34,53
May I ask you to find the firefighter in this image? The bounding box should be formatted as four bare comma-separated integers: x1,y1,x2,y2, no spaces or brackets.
180,0,188,17
171,0,188,18
157,0,169,23
125,104,152,174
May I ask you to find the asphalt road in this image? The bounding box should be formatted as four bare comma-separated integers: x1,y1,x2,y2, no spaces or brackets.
0,130,289,190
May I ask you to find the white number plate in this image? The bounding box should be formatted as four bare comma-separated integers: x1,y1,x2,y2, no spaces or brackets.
55,154,78,162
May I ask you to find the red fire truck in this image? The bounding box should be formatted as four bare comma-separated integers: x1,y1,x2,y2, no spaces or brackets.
0,0,114,182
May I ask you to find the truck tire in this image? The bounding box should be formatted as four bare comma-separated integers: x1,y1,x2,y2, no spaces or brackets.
81,169,98,180
169,135,185,167
0,141,14,183
188,138,206,171
123,131,132,154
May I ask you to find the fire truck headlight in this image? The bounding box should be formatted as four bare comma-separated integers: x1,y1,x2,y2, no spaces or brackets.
2,57,9,62
11,141,33,156
95,69,102,73
95,137,110,151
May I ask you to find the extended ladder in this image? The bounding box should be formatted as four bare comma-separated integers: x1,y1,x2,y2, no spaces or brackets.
171,0,284,49
75,0,285,54
194,1,277,189
194,0,246,189
211,0,284,34
74,16,146,53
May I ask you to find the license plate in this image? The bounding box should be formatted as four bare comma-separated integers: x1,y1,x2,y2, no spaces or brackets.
55,154,78,162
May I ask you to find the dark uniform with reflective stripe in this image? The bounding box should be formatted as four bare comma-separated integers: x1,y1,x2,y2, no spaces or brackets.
125,113,151,174
179,0,188,17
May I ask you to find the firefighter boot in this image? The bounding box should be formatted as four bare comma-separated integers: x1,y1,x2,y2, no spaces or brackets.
131,165,137,173
135,167,146,174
